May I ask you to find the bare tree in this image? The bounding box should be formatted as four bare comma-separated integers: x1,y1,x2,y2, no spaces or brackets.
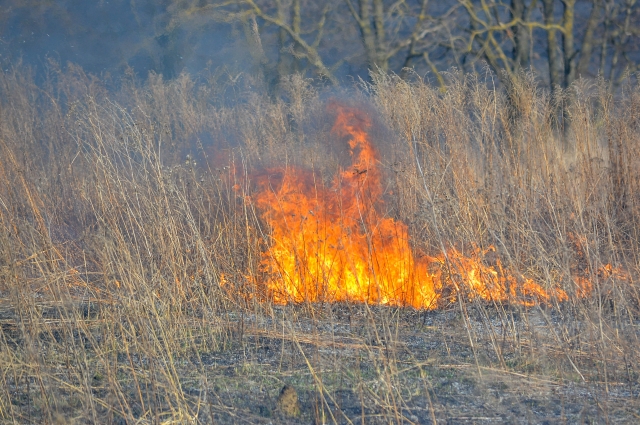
454,0,639,90
3,0,639,92
343,0,453,86
158,0,341,87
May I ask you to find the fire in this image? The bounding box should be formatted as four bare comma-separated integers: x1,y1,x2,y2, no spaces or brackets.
248,104,600,309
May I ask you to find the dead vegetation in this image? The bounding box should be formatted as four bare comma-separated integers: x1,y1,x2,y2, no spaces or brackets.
0,66,639,424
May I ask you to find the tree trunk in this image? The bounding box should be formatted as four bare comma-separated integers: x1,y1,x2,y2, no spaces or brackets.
542,0,563,89
373,0,387,71
576,0,602,79
562,0,577,85
512,0,531,70
346,0,389,71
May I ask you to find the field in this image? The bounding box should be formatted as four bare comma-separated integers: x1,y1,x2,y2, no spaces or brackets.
0,67,639,424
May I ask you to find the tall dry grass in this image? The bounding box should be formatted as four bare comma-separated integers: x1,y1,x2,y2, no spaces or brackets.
0,64,638,423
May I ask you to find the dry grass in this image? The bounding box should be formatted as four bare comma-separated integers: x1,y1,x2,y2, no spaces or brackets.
0,65,639,424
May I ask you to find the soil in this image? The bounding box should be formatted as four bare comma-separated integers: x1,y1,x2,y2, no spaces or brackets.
1,299,639,424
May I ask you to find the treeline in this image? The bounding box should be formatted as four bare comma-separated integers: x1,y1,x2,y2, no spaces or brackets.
2,0,639,91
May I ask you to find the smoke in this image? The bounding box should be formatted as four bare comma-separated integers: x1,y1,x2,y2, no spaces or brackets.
0,1,252,80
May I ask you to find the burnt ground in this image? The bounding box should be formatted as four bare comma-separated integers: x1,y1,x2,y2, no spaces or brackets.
1,299,639,424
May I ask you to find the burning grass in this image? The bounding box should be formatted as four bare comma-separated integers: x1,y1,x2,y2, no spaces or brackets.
0,67,639,423
250,103,585,310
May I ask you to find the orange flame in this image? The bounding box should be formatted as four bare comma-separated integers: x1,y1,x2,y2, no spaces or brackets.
249,104,611,309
